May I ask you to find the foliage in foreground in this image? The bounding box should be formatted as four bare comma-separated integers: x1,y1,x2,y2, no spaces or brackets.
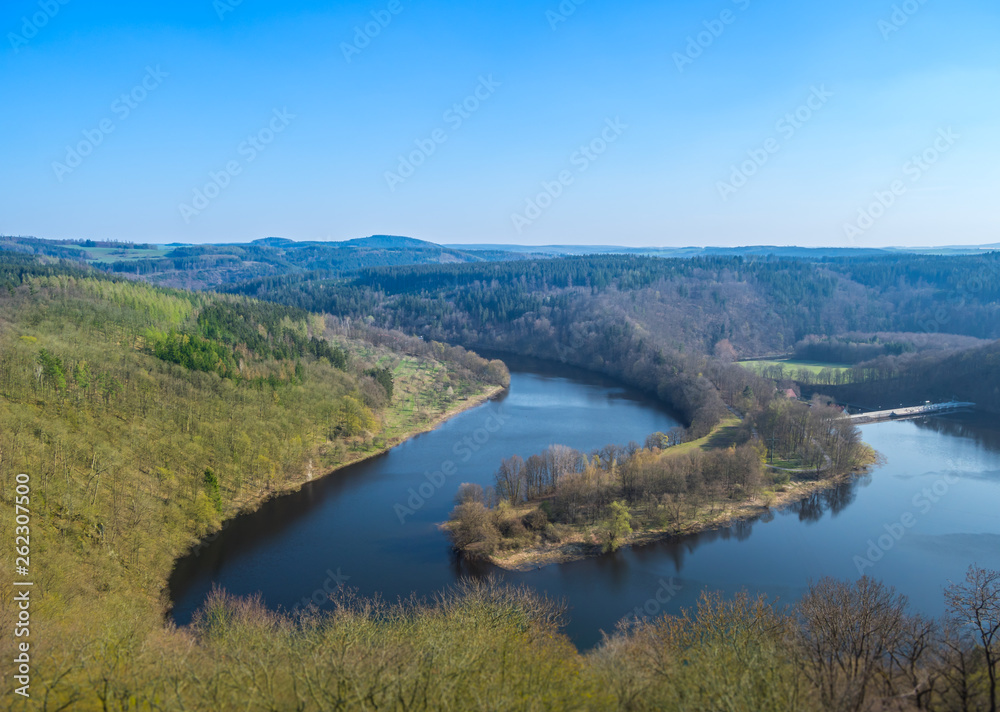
8,571,998,711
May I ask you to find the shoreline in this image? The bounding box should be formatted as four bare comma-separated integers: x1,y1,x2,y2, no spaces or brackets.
484,453,879,572
162,382,506,612
229,383,507,513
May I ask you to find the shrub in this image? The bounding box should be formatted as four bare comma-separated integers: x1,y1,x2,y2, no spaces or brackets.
522,507,549,532
449,501,500,557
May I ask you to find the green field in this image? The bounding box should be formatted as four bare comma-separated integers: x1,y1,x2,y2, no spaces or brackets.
739,358,850,376
663,416,743,457
83,246,171,261
40,244,172,262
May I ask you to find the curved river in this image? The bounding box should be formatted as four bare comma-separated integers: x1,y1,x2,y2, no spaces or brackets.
170,359,1000,648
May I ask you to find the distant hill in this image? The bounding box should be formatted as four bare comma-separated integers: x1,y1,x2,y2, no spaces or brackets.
445,243,998,258
6,233,1000,292
227,251,1000,365
0,235,526,290
343,235,439,249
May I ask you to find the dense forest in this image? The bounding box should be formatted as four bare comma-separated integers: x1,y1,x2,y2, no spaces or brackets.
792,332,988,365
808,339,1000,413
223,252,1000,425
0,235,524,291
228,252,1000,353
0,255,508,710
10,244,1000,421
10,238,1000,356
96,236,523,289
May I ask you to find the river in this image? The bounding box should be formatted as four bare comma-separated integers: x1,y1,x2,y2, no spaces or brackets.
169,360,1000,648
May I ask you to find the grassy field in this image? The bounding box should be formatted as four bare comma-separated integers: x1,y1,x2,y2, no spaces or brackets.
769,456,805,469
29,243,173,261
662,416,743,457
344,346,501,442
84,246,172,261
40,244,172,261
739,358,850,375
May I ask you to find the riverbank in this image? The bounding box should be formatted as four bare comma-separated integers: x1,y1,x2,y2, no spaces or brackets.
481,446,880,572
169,381,507,585
227,383,506,511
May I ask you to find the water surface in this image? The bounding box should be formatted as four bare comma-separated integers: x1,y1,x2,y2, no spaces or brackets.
170,361,1000,648
170,359,681,632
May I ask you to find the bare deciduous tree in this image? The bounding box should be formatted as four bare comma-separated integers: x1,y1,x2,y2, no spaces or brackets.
946,565,1000,712
797,576,911,712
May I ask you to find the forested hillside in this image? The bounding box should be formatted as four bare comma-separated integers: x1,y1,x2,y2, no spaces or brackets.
809,339,1000,413
0,255,507,708
0,235,522,291
229,252,1000,356
791,332,988,365
221,252,1000,432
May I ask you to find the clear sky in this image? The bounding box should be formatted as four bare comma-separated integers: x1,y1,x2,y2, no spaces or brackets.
2,0,997,247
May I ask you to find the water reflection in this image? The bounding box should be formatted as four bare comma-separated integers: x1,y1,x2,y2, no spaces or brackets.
783,474,868,523
913,412,1000,453
487,474,872,578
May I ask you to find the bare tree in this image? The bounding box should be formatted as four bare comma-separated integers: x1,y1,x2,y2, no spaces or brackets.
523,454,546,500
882,614,938,710
494,455,524,504
797,576,910,712
946,566,1000,712
936,620,985,712
454,482,485,506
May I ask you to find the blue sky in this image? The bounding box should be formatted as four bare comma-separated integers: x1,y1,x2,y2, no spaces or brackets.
1,0,997,247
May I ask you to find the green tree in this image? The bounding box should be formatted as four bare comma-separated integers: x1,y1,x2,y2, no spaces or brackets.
603,500,633,553
73,360,91,391
203,467,222,513
37,349,67,395
335,395,377,437
366,366,394,400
